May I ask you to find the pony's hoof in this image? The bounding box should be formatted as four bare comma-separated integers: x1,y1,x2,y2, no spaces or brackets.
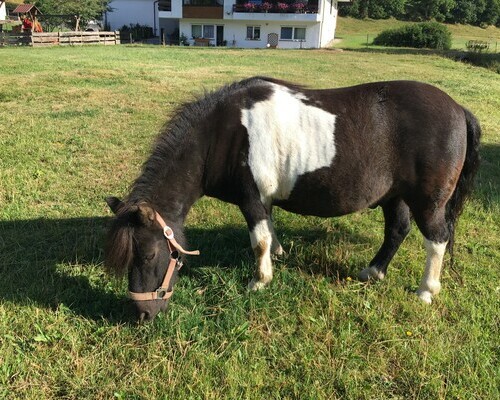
248,279,269,291
416,290,433,304
272,244,284,256
358,266,385,282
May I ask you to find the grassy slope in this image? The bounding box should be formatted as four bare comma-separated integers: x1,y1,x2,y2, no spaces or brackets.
0,45,499,399
335,16,500,50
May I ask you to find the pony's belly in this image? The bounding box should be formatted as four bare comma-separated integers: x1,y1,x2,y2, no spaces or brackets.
274,171,388,217
275,189,366,217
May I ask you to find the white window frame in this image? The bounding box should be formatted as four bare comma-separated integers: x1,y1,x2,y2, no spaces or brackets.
280,26,306,41
246,25,261,41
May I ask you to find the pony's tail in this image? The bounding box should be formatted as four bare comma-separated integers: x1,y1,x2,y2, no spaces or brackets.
446,107,482,264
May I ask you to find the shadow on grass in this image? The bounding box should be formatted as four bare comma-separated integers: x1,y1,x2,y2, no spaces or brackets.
0,216,374,323
0,217,135,324
476,143,500,207
186,221,369,281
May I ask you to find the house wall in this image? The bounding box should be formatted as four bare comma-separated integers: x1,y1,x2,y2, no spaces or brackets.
318,0,339,47
107,0,156,31
0,1,7,21
179,19,321,49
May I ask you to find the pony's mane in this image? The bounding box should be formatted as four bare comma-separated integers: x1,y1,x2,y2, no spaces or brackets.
105,203,138,276
129,76,302,203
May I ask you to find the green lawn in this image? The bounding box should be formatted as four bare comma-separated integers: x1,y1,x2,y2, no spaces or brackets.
0,45,499,399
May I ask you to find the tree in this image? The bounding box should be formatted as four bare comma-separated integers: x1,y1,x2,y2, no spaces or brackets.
34,0,111,31
450,0,486,25
370,0,408,19
339,0,408,19
479,0,500,26
339,0,500,26
406,0,456,22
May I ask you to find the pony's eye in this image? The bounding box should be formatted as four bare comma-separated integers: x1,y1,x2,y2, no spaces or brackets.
143,253,155,262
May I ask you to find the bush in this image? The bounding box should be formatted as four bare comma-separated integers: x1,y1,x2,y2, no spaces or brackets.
120,24,154,41
373,22,452,50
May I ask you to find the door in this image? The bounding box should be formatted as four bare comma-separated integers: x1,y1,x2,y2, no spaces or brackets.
216,25,224,46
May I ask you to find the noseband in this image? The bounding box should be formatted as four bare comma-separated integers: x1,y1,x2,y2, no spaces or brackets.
129,212,200,301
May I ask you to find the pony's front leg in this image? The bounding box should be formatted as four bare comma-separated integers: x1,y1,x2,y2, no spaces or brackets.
248,219,274,290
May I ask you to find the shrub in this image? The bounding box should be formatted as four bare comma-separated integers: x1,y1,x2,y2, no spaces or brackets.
373,22,452,50
120,23,154,41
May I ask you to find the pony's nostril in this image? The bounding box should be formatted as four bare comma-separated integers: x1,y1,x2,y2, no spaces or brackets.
138,311,150,323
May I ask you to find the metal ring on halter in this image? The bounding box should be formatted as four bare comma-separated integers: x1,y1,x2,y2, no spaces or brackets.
163,226,174,240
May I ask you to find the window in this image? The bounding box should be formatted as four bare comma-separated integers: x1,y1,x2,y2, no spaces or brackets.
203,25,214,39
280,27,293,40
246,26,260,40
191,24,215,39
192,24,202,38
158,0,172,11
280,26,306,41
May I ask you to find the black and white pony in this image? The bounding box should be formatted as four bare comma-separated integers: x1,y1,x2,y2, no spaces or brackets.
105,77,481,322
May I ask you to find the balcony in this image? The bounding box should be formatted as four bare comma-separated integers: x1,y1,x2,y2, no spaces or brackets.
233,1,318,14
183,0,223,19
230,1,321,21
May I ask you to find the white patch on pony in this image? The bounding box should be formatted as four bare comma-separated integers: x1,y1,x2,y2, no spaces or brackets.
417,239,447,304
241,83,337,205
248,219,273,290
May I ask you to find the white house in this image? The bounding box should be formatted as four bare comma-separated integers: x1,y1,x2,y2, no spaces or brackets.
0,1,7,21
107,0,350,48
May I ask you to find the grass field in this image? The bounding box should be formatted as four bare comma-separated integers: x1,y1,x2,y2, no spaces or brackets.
335,17,500,50
0,44,499,399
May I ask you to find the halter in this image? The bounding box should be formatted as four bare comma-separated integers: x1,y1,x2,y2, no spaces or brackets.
128,212,200,301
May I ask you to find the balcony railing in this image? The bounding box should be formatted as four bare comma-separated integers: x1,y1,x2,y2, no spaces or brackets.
233,1,319,14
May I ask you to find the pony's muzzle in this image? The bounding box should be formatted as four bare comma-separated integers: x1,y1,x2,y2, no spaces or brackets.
134,299,167,322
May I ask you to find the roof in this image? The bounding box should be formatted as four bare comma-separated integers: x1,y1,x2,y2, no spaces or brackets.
12,4,42,14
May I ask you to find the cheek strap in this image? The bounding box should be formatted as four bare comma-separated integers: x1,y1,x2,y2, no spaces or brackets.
128,212,200,301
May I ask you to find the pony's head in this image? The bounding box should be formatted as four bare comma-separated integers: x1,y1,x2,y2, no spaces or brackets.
105,197,181,322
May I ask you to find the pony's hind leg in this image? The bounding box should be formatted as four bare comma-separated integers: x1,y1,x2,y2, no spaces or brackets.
417,239,447,304
412,206,450,304
359,198,411,281
240,201,275,291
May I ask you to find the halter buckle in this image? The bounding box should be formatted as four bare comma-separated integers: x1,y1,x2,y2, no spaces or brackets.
163,226,174,240
155,287,172,299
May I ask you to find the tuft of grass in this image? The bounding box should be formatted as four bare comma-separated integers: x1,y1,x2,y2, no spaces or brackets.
0,45,499,399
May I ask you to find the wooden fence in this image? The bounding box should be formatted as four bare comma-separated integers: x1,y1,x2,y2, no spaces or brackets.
0,31,121,47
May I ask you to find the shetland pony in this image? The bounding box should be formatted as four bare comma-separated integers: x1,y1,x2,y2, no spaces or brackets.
105,77,480,321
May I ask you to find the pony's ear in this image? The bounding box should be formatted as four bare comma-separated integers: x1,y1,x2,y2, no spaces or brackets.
137,203,156,226
106,196,125,214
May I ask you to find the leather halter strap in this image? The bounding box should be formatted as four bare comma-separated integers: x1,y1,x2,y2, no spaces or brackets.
128,211,200,301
